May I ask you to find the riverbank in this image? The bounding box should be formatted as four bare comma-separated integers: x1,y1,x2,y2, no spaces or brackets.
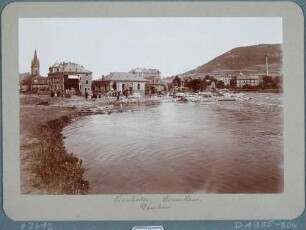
20,92,282,194
20,94,163,194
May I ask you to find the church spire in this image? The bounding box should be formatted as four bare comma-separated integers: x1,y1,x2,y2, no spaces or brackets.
33,49,38,61
31,49,40,75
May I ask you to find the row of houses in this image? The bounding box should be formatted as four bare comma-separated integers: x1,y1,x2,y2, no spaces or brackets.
20,50,276,96
20,50,166,96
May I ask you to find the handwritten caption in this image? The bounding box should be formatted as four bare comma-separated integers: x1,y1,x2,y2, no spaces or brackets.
113,195,201,210
20,222,53,230
234,221,297,229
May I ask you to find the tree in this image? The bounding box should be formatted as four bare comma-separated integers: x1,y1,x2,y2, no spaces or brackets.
216,80,225,89
230,76,237,88
273,76,282,89
172,76,182,87
262,76,274,89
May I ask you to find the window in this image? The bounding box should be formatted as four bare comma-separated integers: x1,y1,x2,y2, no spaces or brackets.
137,84,140,90
86,80,88,84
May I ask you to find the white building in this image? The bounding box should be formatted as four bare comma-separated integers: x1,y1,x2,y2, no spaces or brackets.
130,68,161,83
93,72,149,96
212,73,232,86
130,68,166,94
236,73,260,88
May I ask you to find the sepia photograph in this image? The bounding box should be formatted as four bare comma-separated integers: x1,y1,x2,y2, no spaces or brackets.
0,0,303,223
18,17,284,195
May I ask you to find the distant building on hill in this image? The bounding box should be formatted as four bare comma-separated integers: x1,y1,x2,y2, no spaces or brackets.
48,61,92,94
19,50,48,92
93,72,148,96
236,73,260,88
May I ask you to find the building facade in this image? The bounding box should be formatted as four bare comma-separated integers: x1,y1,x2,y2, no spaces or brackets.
211,73,232,86
48,62,92,94
19,72,31,91
130,68,161,81
236,73,260,88
93,72,148,96
31,75,49,92
129,68,166,94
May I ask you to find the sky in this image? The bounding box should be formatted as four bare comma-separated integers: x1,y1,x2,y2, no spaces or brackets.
19,18,282,79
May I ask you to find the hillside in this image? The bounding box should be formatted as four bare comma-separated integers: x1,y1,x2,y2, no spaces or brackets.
186,44,282,76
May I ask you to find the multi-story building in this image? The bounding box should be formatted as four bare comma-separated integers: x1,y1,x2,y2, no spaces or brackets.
130,68,161,81
236,73,260,88
93,72,148,96
48,61,92,94
211,73,232,86
129,68,166,94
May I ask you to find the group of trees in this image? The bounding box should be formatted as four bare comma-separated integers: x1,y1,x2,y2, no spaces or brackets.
170,75,282,92
170,75,226,92
261,76,282,89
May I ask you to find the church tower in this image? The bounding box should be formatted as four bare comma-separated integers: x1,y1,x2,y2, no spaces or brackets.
31,49,40,75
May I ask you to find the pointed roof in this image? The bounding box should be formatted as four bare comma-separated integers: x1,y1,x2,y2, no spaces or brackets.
31,49,40,66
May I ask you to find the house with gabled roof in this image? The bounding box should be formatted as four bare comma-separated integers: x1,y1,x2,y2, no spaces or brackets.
93,72,148,96
48,61,92,94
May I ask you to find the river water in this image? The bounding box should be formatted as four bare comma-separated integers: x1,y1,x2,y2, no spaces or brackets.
63,93,283,194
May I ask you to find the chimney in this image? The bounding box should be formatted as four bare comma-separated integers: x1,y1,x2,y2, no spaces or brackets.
266,55,269,76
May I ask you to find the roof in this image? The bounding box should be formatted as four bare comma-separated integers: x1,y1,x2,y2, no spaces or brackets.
50,62,92,73
19,72,31,77
52,62,60,67
237,75,259,80
131,68,160,73
31,74,46,79
99,72,149,82
20,74,45,85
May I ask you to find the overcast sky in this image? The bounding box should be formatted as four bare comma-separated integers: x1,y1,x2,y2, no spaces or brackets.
19,18,282,79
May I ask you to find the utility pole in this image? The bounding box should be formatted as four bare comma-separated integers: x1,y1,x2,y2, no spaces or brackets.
266,55,269,76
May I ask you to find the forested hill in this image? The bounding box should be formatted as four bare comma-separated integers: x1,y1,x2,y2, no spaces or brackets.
185,44,282,75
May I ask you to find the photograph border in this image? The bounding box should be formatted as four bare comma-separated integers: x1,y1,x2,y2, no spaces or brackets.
1,0,305,229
